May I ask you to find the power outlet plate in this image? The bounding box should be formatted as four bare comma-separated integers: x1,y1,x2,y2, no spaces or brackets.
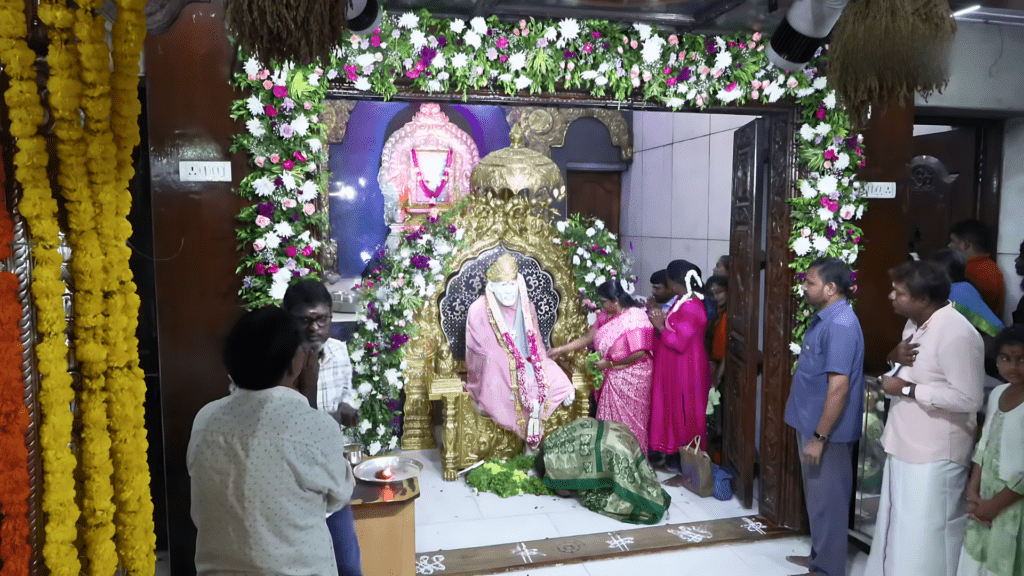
179,161,232,182
862,182,896,199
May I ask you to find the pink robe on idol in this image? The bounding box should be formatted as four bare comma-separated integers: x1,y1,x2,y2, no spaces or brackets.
649,296,710,453
465,296,575,439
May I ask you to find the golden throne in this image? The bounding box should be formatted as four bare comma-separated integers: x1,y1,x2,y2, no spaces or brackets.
400,128,593,480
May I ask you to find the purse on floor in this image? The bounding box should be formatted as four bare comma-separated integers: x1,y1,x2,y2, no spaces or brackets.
678,436,714,498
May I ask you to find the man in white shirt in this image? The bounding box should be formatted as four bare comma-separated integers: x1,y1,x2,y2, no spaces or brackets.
283,280,362,576
188,306,353,576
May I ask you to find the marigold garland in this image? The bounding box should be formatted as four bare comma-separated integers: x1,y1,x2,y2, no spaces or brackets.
0,203,31,576
0,0,82,573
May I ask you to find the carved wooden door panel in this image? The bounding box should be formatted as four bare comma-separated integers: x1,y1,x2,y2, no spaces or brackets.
723,119,767,509
567,170,622,236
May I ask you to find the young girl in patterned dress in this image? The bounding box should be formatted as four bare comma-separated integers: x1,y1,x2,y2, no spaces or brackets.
958,324,1024,576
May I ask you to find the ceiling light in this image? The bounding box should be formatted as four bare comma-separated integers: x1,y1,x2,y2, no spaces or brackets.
952,5,982,17
766,0,852,70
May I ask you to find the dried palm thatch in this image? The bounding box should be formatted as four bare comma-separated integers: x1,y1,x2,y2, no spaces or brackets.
225,0,348,66
829,0,957,128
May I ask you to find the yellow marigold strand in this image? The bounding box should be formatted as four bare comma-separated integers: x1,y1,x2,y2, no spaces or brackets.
0,1,81,575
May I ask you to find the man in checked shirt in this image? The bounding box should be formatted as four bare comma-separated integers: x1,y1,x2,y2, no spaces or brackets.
283,280,362,576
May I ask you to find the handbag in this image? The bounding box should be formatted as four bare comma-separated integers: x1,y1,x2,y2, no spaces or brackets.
678,436,713,498
711,464,734,501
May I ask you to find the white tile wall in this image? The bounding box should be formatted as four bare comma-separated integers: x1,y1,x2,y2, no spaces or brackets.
997,118,1024,325
621,112,761,296
672,138,710,240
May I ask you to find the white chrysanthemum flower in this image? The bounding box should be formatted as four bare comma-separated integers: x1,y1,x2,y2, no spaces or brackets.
717,88,742,102
641,36,665,64
823,91,837,109
817,175,838,196
450,19,466,34
291,115,309,136
558,18,580,42
666,97,685,108
800,181,817,198
281,173,297,191
813,77,828,90
398,12,419,29
795,87,815,98
246,95,264,116
427,79,442,92
594,275,606,286
298,180,319,201
792,236,812,256
835,153,850,170
359,420,372,433
464,31,482,49
765,83,785,103
410,30,428,49
634,23,652,40
714,50,732,70
355,53,376,68
368,441,382,455
307,72,319,87
581,70,598,80
595,220,605,229
389,436,398,449
585,227,596,237
572,255,581,265
434,54,446,69
556,221,568,232
508,52,527,72
839,204,856,220
799,125,816,142
584,272,596,283
246,119,265,137
544,26,558,40
514,76,532,90
244,58,260,76
812,236,831,253
498,73,512,82
253,177,274,197
274,221,295,238
470,16,488,35
790,342,802,355
354,77,371,91
595,75,608,86
817,207,833,221
451,53,469,69
263,233,281,249
815,123,832,136
270,279,289,300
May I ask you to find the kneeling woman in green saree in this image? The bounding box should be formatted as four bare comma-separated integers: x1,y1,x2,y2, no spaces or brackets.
537,418,671,525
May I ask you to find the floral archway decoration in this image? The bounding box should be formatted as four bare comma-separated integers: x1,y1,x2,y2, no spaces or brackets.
231,10,866,453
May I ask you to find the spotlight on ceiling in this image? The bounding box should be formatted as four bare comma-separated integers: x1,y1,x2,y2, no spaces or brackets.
766,0,852,70
347,0,381,36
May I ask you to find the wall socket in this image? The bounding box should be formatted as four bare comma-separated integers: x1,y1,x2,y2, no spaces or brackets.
862,182,896,199
179,161,232,182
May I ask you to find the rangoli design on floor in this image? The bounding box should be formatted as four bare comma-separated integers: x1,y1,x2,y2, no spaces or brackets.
742,517,767,535
415,554,447,574
667,524,714,543
512,542,546,563
606,532,635,552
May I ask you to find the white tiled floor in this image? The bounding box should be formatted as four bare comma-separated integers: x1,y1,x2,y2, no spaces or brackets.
408,446,869,574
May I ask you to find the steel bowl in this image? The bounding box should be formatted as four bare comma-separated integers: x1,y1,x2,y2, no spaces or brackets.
343,443,363,466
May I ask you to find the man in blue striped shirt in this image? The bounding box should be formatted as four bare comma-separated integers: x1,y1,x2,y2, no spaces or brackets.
784,257,865,576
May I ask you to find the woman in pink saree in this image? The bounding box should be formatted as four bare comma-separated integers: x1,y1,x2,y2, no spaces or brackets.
648,259,710,462
549,280,656,452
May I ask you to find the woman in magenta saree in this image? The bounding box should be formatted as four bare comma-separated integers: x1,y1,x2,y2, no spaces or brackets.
649,259,710,456
549,280,656,452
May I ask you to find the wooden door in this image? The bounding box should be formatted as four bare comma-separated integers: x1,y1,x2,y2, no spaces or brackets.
722,119,767,509
855,127,981,373
566,170,621,235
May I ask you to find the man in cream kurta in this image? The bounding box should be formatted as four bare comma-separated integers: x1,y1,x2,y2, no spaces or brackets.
866,260,985,576
465,254,574,447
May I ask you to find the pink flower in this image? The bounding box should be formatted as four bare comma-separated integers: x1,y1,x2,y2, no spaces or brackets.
617,46,624,54
816,108,827,120
247,74,257,81
280,124,294,138
695,96,704,107
679,51,687,60
700,66,710,76
567,62,576,71
751,90,760,99
668,34,679,45
824,161,832,169
273,85,288,98
819,197,830,208
286,245,297,257
824,150,838,161
255,215,271,227
497,37,509,48
428,207,440,219
748,41,757,50
513,28,520,36
641,71,652,82
263,80,273,90
258,70,270,80
664,66,673,75
623,36,629,44
712,69,723,78
253,240,265,251
303,203,316,215
264,105,278,117
519,19,527,28
787,77,799,88
268,264,279,274
270,154,280,164
609,269,617,276
667,78,678,86
592,30,601,39
314,66,324,75
631,77,640,88
522,28,529,35
282,159,295,170
371,35,381,47
853,236,861,244
406,69,421,79
725,81,737,92
630,40,638,49
293,151,307,162
304,101,313,110
302,245,314,257
583,42,594,53
477,67,485,76
752,32,762,42
311,115,318,123
283,198,297,208
752,80,762,90
255,156,266,167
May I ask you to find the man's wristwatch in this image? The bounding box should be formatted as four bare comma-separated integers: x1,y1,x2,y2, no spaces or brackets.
812,431,828,443
901,385,915,398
